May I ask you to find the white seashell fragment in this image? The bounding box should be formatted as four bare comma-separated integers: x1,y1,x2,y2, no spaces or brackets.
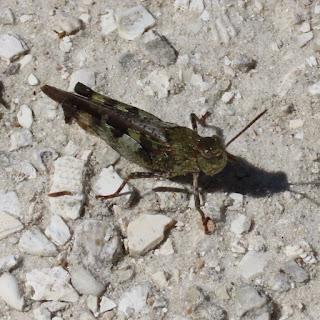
0,211,23,240
0,273,25,310
49,156,86,220
284,241,317,264
45,215,71,246
70,266,105,296
10,128,34,151
17,104,33,129
127,214,175,256
0,34,28,62
68,68,95,91
26,266,79,302
116,5,156,40
101,9,117,35
19,226,57,256
0,190,21,217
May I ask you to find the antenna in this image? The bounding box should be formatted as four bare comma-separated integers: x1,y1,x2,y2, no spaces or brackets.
224,109,267,149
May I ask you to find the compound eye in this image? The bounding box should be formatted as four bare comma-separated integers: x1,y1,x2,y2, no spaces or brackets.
201,149,214,159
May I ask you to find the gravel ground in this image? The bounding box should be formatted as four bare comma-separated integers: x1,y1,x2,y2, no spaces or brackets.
0,1,320,319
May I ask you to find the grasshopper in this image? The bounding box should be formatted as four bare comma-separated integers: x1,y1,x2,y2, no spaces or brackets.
42,82,266,234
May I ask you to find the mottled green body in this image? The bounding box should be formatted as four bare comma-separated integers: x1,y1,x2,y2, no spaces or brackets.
42,83,227,178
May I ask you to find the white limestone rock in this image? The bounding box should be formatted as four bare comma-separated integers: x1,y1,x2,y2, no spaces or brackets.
128,214,175,256
0,273,25,310
45,215,71,246
0,211,23,240
0,34,28,62
19,226,57,257
116,5,156,40
26,267,79,302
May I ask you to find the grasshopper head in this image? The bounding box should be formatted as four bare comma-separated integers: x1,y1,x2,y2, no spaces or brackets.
195,136,227,176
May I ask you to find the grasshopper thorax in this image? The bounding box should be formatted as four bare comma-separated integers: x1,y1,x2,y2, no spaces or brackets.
195,136,227,176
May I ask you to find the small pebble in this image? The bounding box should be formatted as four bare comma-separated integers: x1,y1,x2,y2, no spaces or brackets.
0,211,23,240
127,214,175,256
28,73,39,86
86,295,98,313
20,14,32,23
0,8,15,25
101,9,117,35
70,266,105,296
17,104,33,129
238,251,272,280
289,119,304,129
45,215,71,246
297,31,313,47
59,16,82,35
0,273,25,310
231,214,251,235
306,56,317,67
0,191,21,217
19,226,57,257
68,68,95,91
281,260,309,283
93,166,134,206
26,266,79,302
221,92,234,104
117,5,156,40
59,38,73,53
10,128,34,151
79,13,90,24
235,285,269,317
299,22,311,33
33,307,51,320
138,30,178,66
0,34,28,62
0,255,21,272
118,285,150,316
159,238,175,255
100,296,117,313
